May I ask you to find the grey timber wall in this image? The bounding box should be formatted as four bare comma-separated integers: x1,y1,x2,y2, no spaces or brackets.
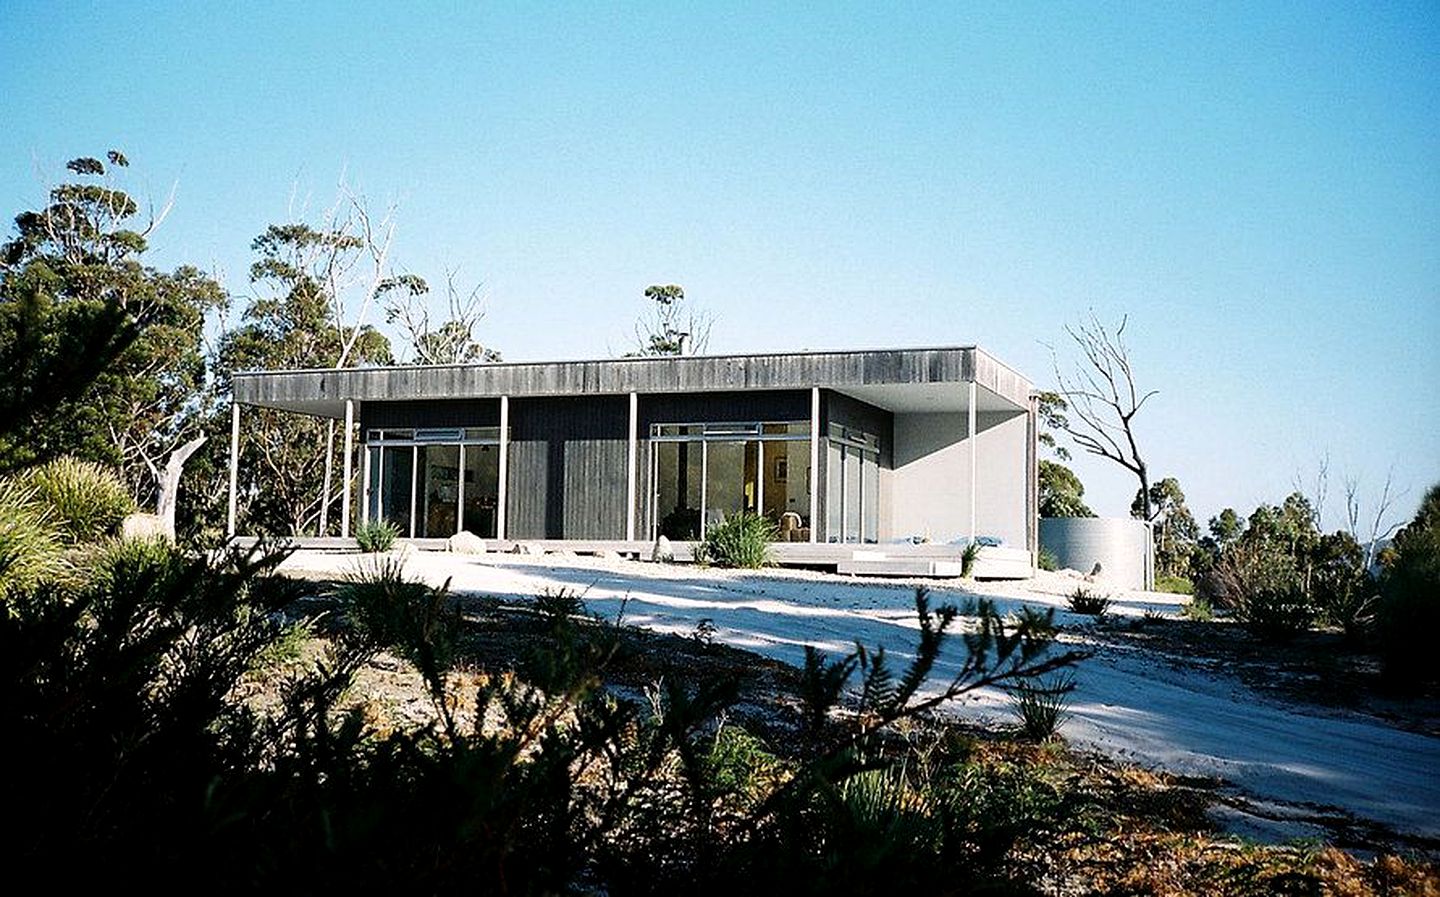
359,399,501,433
507,396,630,540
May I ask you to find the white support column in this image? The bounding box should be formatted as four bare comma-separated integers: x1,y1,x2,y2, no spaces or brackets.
626,392,638,541
497,396,509,540
409,445,418,539
809,387,820,543
456,444,466,536
341,399,355,538
226,402,240,537
968,380,978,543
361,439,372,525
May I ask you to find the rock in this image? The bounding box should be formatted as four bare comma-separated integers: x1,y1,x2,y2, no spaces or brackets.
651,535,674,562
447,531,486,555
594,549,621,562
1087,561,1105,581
510,541,543,556
121,513,168,542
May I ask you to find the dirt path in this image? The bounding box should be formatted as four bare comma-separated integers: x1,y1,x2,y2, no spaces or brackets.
279,550,1440,844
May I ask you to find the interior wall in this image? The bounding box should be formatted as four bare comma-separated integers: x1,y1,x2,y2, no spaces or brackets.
890,410,1028,546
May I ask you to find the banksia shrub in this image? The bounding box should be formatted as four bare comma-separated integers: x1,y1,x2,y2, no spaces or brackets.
355,519,400,553
0,480,66,596
696,512,777,569
18,457,134,544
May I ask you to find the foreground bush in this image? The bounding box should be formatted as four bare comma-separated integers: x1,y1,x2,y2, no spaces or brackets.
1,536,1088,892
696,511,776,568
15,457,135,544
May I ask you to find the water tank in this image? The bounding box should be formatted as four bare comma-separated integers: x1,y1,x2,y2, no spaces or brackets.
1039,517,1154,590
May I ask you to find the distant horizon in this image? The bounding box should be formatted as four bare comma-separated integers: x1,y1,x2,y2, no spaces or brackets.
2,1,1436,533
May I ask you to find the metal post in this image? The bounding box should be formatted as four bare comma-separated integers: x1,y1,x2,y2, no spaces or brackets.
341,400,354,538
226,402,240,537
409,445,418,539
456,444,466,536
968,381,978,543
626,392,638,542
497,396,509,540
809,387,820,543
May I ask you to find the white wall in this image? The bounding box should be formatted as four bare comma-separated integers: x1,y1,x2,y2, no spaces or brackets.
890,411,1028,546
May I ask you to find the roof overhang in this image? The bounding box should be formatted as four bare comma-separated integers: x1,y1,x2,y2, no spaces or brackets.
232,346,1034,420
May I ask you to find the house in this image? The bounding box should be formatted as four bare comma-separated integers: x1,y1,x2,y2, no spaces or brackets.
229,346,1038,576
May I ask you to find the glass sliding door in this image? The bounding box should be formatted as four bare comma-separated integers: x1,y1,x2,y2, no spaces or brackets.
824,424,881,544
364,427,503,540
461,443,500,537
703,440,758,531
862,452,880,543
417,445,460,538
380,445,415,537
654,441,703,539
649,421,811,541
762,438,811,541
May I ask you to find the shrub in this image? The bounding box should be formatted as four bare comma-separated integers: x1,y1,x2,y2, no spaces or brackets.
1037,546,1059,572
1376,484,1440,688
1011,672,1075,741
1180,596,1214,622
0,480,66,597
1066,587,1110,616
354,519,400,553
533,587,586,621
696,511,776,568
1201,540,1315,642
1154,574,1194,595
337,555,459,673
17,457,134,544
1311,531,1374,641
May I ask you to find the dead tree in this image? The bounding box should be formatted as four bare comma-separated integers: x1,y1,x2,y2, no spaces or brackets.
383,269,501,365
1051,313,1156,519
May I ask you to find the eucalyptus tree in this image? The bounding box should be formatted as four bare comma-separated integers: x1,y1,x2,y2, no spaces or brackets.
0,150,224,509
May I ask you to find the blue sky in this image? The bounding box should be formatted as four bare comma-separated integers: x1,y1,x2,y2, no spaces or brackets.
2,1,1436,528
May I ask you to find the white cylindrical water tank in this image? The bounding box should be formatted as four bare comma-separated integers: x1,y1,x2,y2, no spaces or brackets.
1039,517,1154,590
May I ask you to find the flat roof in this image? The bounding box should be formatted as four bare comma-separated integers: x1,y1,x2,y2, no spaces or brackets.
233,345,1034,419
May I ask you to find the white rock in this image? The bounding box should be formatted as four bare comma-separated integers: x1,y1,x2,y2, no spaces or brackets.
121,513,169,542
594,549,621,561
651,535,674,562
447,531,487,555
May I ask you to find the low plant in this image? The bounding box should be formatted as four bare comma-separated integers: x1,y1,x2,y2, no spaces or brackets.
1180,596,1214,622
1067,587,1110,616
1154,574,1194,595
354,519,400,553
1202,540,1315,642
1037,546,1059,572
15,457,134,544
1011,672,1075,741
696,511,777,568
961,541,980,577
534,587,586,621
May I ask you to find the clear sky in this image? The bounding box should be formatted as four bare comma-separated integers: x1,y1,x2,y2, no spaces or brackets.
2,1,1437,529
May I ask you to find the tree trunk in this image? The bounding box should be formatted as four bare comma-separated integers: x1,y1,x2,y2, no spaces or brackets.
156,436,206,541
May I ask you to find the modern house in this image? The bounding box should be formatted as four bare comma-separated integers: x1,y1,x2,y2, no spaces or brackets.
229,346,1038,576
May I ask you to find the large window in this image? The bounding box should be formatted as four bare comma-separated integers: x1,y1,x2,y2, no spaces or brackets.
649,421,811,541
365,427,503,539
826,424,880,544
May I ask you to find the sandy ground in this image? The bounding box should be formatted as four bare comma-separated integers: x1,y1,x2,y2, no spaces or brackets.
277,548,1440,843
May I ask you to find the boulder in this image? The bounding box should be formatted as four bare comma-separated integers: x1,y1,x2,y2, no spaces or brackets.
121,513,168,542
651,535,674,563
447,531,487,555
594,549,622,562
510,541,543,556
